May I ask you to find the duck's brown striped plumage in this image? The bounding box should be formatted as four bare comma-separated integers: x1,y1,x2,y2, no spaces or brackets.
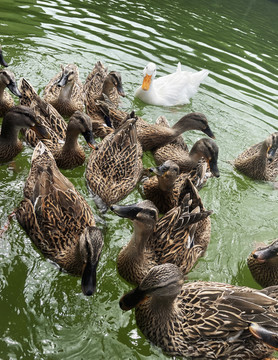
120,263,278,359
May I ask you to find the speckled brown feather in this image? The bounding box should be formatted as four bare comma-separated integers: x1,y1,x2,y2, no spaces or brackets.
16,142,98,275
123,263,278,359
233,133,278,181
43,64,84,117
86,117,143,208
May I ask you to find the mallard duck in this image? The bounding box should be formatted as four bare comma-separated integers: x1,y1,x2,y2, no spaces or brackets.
0,69,22,117
0,105,49,163
86,117,143,211
143,160,210,212
247,239,278,287
19,77,68,147
111,185,212,285
16,142,103,296
134,62,209,106
43,64,84,117
233,132,278,181
41,110,96,169
97,96,215,151
84,61,125,139
154,137,220,183
120,262,278,359
0,45,9,67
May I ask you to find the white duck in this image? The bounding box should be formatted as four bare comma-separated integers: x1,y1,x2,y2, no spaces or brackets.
135,62,209,106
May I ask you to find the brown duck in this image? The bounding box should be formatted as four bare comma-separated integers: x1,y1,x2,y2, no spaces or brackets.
43,64,84,117
120,262,278,359
247,239,278,287
0,69,22,116
16,142,103,296
96,95,215,151
111,186,212,285
233,132,278,181
84,61,125,139
86,117,143,211
0,105,48,163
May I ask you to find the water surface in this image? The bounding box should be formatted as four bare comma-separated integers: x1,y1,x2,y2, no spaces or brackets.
1,0,278,358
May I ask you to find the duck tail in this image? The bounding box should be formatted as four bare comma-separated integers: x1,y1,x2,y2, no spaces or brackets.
249,323,278,350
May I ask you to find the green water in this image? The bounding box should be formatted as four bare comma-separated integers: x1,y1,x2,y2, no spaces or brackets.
1,0,278,359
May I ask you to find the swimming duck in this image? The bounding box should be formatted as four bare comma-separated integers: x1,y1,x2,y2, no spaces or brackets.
16,142,103,296
233,132,278,181
41,110,96,169
97,96,215,151
120,262,278,359
0,105,48,163
43,64,84,117
0,45,9,67
247,239,278,287
84,61,125,139
86,117,143,212
20,79,96,168
0,69,22,117
154,137,220,185
134,62,209,106
19,77,68,147
143,160,209,212
111,186,212,285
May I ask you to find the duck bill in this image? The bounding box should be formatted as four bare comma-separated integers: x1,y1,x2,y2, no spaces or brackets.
267,146,278,162
116,83,126,97
119,287,147,310
56,74,68,87
203,125,215,139
142,74,152,91
7,81,22,98
82,130,97,149
0,50,8,67
208,159,220,178
111,204,142,220
30,123,50,139
81,261,97,296
149,164,165,177
252,245,278,263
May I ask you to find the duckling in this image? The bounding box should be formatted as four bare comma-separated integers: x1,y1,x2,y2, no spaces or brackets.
16,142,103,296
111,186,212,285
84,61,125,138
134,62,209,106
86,117,143,212
120,262,278,359
0,45,9,67
19,77,67,147
96,96,215,151
233,132,278,181
247,239,278,287
43,64,84,117
0,106,48,163
154,137,220,184
0,69,22,117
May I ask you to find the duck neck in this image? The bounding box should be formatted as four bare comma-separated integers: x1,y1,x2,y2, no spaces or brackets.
0,83,6,100
149,294,176,318
101,79,114,99
62,124,80,152
128,222,152,258
247,255,278,287
58,82,74,102
0,118,20,144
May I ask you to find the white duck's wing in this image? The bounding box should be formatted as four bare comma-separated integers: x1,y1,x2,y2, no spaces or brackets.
154,63,209,106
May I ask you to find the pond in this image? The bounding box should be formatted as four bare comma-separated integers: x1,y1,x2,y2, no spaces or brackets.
0,0,278,358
